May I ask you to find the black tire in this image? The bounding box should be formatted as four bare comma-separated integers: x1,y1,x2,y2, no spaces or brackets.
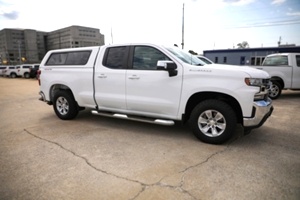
24,73,30,79
10,73,17,78
189,100,237,144
244,128,252,135
53,90,79,120
269,81,282,99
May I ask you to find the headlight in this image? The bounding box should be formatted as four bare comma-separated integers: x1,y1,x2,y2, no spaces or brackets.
245,78,264,86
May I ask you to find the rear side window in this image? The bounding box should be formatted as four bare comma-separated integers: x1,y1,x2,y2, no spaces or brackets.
46,51,91,65
103,47,127,69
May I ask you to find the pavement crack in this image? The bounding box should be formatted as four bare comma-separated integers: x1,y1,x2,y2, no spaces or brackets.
23,129,146,188
168,140,237,200
23,129,236,200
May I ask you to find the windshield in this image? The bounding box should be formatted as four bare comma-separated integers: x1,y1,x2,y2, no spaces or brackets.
198,56,213,64
165,47,207,66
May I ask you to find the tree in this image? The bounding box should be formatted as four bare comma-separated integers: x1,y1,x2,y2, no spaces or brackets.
237,41,250,49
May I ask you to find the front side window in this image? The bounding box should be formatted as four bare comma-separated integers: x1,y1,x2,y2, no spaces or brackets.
133,46,170,70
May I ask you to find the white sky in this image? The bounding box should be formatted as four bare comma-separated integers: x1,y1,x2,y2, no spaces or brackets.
0,0,300,53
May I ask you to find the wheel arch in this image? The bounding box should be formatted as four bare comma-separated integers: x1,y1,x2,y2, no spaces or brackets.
183,92,243,124
49,84,74,104
10,72,17,77
270,76,284,89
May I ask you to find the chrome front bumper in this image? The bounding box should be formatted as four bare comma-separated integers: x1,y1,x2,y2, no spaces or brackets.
243,99,274,128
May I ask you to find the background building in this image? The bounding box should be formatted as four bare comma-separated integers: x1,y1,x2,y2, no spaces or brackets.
0,25,105,65
203,46,300,66
0,29,47,64
46,26,105,50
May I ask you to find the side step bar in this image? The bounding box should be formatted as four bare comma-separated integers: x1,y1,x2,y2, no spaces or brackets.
91,110,175,126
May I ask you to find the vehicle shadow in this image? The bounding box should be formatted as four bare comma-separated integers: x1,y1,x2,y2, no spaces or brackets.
279,90,300,99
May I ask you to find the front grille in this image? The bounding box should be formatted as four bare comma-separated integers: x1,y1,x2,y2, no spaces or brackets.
263,79,271,90
255,79,271,101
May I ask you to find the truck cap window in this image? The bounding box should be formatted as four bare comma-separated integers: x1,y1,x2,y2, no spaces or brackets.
46,51,91,65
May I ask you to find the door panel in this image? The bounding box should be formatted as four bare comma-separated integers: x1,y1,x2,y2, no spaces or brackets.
292,55,300,88
94,46,128,110
125,46,182,118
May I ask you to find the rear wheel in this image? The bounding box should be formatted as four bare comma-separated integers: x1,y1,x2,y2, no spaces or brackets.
53,90,79,120
189,100,237,144
269,81,282,99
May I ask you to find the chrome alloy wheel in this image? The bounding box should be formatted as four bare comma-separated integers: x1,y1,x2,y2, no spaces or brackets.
269,84,279,98
198,110,226,137
56,96,69,115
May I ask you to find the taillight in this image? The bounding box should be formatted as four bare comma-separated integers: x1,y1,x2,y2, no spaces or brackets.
37,70,41,85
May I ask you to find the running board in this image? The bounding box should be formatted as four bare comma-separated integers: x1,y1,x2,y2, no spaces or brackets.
91,110,175,126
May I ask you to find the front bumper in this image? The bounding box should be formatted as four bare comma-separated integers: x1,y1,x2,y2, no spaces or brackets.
243,98,274,128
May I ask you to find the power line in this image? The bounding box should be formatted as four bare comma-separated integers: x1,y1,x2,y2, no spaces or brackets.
223,20,300,29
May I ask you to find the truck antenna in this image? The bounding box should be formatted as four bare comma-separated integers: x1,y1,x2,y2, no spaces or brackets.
181,3,184,49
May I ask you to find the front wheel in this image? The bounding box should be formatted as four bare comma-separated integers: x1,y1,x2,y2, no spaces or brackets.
53,90,79,120
10,73,17,78
189,100,237,144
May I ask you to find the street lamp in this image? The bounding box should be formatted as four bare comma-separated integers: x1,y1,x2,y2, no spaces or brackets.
17,40,22,64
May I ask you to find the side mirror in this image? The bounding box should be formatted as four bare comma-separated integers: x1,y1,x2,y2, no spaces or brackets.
157,61,178,77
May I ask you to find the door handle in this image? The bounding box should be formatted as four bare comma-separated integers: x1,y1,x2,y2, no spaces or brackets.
98,74,107,78
128,75,140,80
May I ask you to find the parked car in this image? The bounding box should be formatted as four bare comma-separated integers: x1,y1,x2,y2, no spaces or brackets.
197,55,214,64
29,64,40,78
253,53,300,99
4,66,18,78
38,43,273,144
16,64,32,78
0,66,8,76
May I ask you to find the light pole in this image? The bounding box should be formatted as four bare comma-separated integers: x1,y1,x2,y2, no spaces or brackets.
17,40,22,64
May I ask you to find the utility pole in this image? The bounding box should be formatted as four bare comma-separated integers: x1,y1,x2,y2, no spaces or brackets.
181,3,184,49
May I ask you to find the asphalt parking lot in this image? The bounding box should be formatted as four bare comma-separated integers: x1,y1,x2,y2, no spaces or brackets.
0,77,299,200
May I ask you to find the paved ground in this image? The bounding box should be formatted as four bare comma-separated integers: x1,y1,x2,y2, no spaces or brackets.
0,77,299,200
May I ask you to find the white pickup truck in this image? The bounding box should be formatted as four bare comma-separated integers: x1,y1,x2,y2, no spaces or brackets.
38,43,273,144
254,53,300,99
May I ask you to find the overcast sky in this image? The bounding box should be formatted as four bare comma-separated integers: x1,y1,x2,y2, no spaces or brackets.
0,0,299,53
